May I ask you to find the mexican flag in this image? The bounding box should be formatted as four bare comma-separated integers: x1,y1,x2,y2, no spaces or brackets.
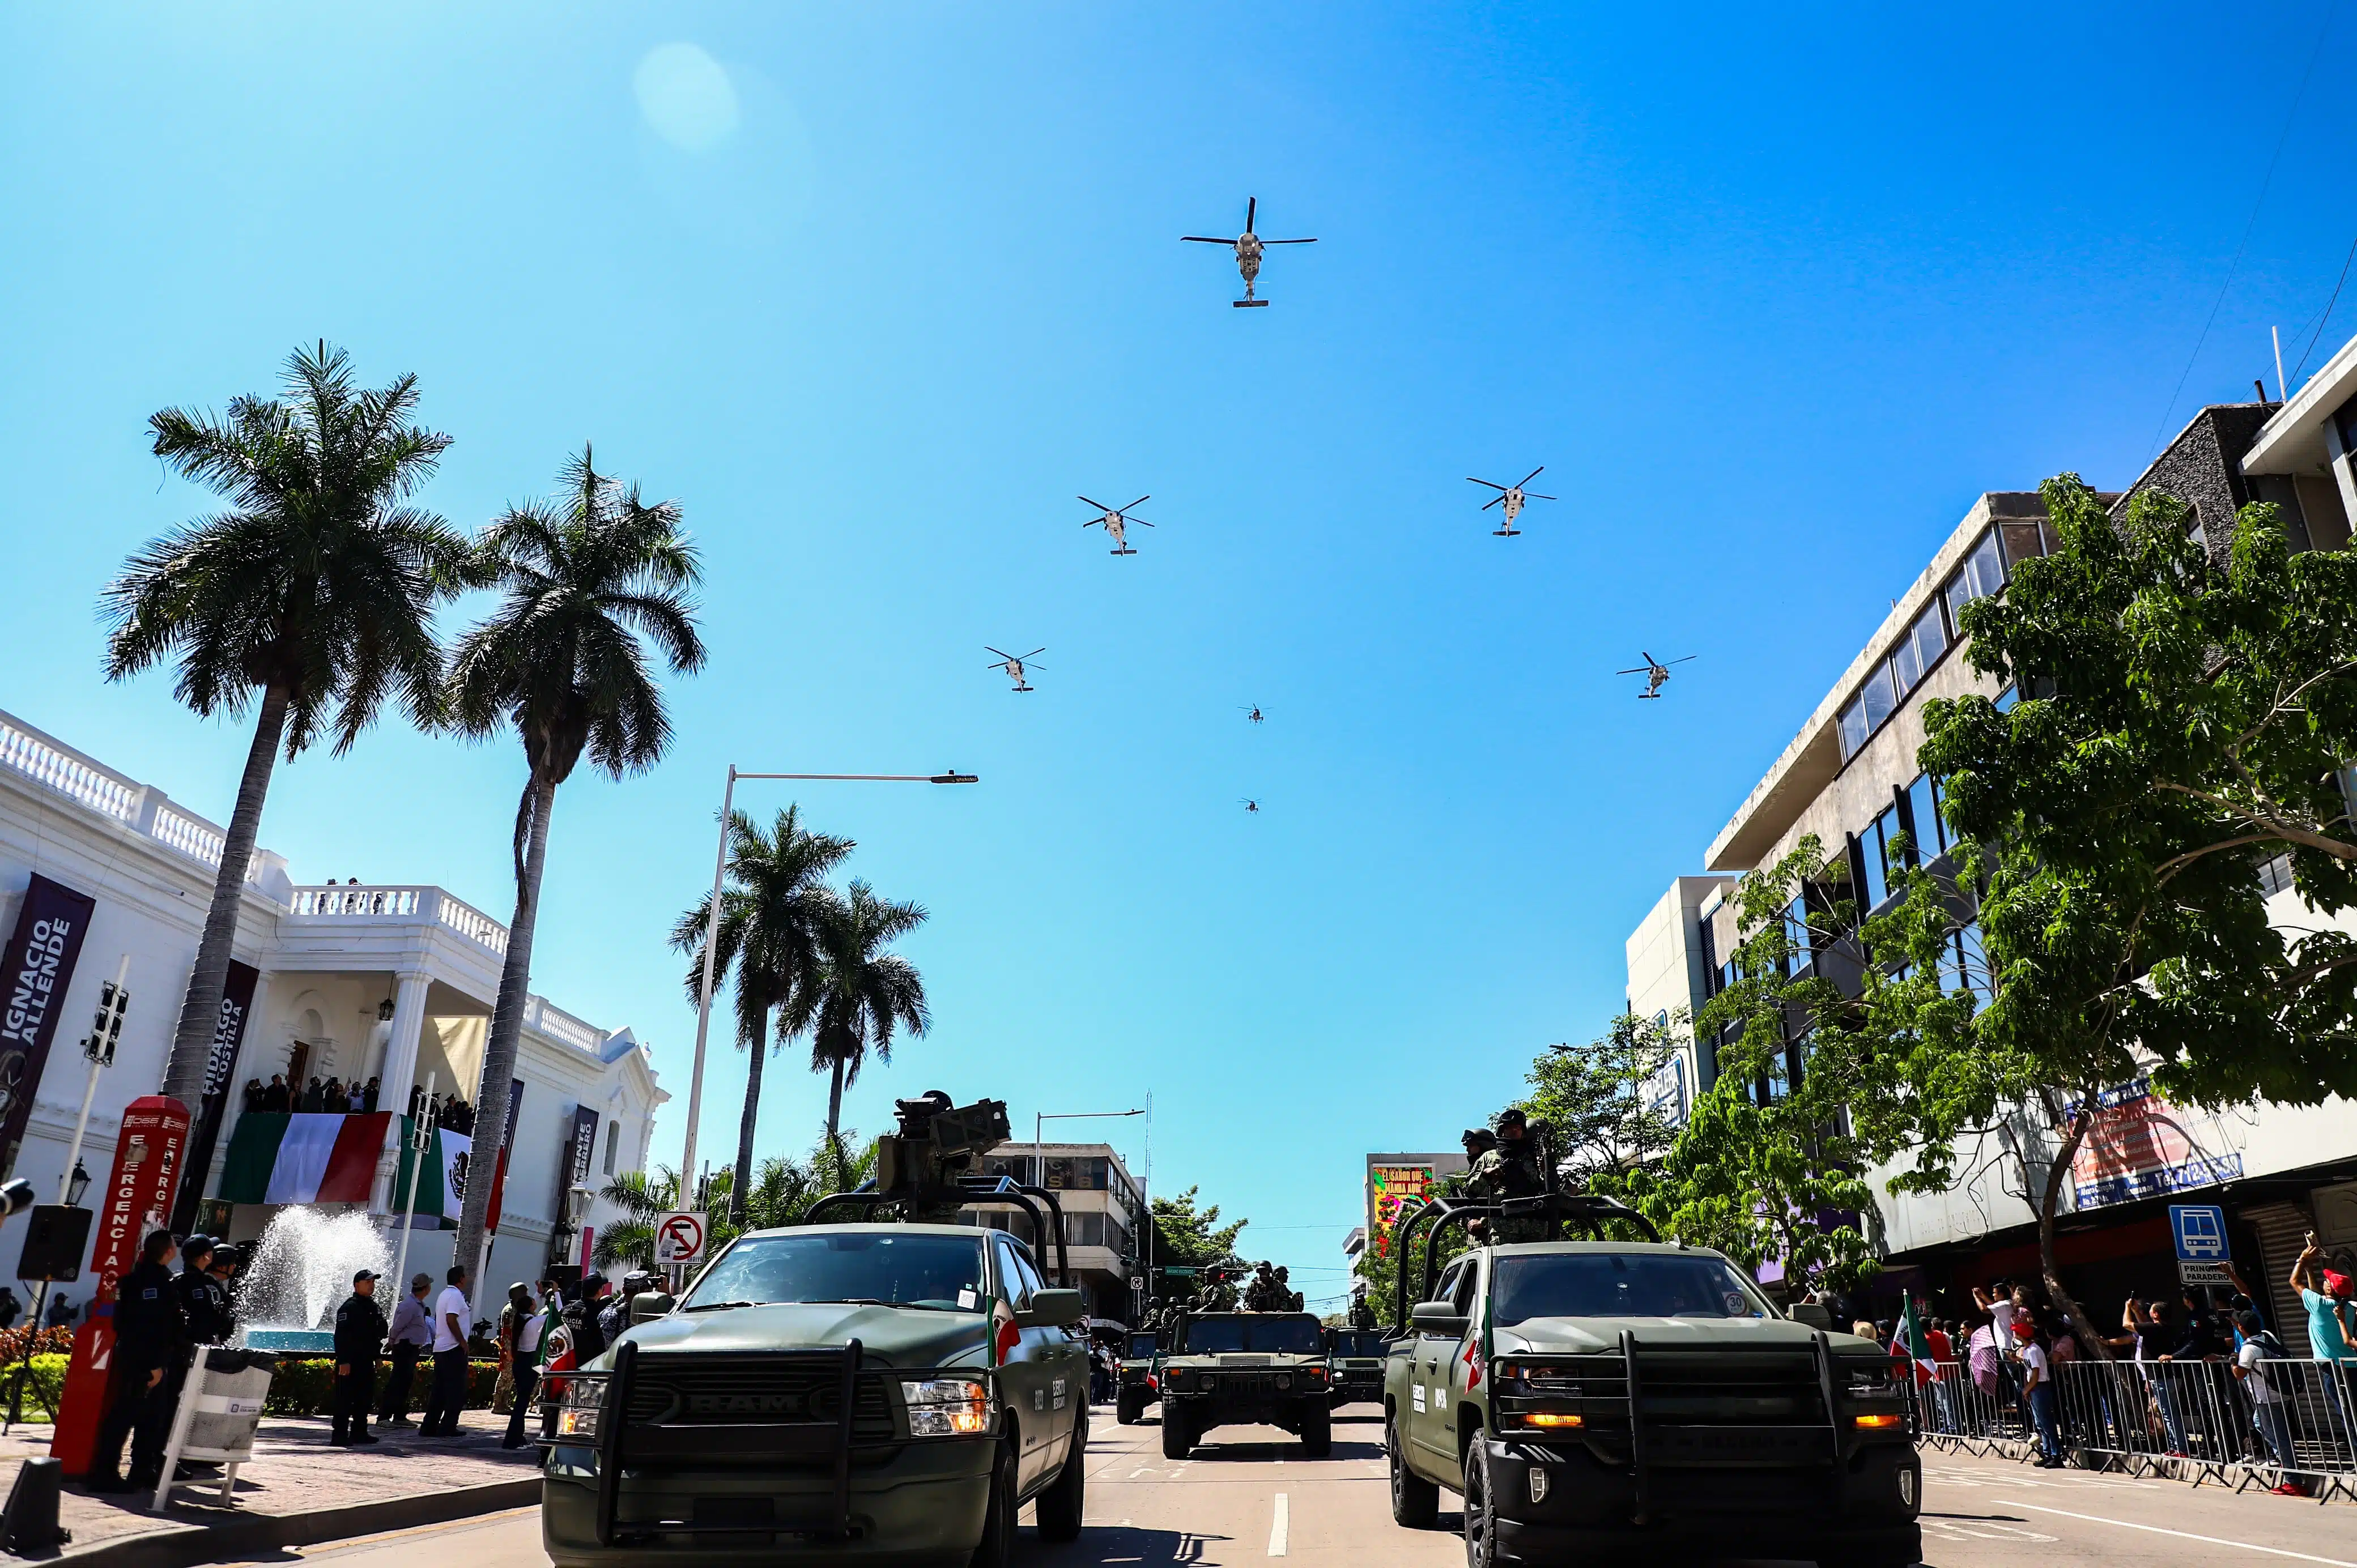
219,1112,390,1204
1900,1294,1939,1383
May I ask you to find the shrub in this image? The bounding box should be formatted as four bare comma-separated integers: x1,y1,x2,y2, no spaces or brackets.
263,1357,501,1418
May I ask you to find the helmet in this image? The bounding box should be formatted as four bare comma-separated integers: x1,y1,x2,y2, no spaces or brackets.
1491,1107,1527,1135
181,1233,218,1258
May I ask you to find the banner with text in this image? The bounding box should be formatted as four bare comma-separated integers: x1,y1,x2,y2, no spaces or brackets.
0,874,97,1179
175,958,259,1232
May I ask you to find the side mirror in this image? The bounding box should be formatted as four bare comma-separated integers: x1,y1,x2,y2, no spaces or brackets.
1020,1288,1087,1328
1789,1301,1833,1330
629,1290,674,1325
1410,1302,1469,1337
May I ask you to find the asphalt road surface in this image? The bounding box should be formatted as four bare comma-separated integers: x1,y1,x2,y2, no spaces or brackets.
259,1403,2357,1568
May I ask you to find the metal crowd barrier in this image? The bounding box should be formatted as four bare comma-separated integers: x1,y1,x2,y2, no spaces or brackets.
1902,1356,2357,1503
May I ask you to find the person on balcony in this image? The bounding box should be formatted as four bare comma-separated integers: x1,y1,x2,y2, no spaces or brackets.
262,1076,290,1113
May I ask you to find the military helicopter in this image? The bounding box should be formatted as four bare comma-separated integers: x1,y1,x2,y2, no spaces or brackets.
1182,197,1317,307
985,647,1045,692
1240,799,1261,813
1240,705,1265,725
1080,495,1154,555
1618,652,1695,700
1467,468,1556,536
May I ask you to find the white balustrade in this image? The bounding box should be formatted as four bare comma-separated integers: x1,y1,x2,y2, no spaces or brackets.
1,711,141,822
150,803,227,865
526,996,605,1053
429,890,510,955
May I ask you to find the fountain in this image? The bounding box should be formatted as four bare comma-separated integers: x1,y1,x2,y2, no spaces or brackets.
232,1208,394,1354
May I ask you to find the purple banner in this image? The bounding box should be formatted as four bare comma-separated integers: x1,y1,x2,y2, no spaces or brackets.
0,874,98,1178
173,959,259,1232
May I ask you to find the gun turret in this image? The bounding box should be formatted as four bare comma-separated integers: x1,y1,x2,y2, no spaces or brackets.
874,1092,1012,1202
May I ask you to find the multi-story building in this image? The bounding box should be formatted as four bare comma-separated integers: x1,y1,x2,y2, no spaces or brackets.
0,701,666,1300
970,1141,1145,1327
1624,334,2357,1325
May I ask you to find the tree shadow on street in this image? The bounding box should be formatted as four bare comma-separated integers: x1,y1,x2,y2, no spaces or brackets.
1032,1523,1231,1565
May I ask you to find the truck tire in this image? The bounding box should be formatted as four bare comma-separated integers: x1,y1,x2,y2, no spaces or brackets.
1462,1435,1497,1568
1389,1413,1438,1528
1117,1388,1146,1425
967,1437,1018,1568
1299,1401,1331,1457
1035,1416,1087,1542
1161,1406,1194,1459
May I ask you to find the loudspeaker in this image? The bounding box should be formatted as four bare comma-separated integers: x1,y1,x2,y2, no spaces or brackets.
1,1456,66,1554
15,1207,91,1283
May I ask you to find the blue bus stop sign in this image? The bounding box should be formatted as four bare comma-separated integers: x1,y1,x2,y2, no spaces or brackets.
2169,1205,2228,1276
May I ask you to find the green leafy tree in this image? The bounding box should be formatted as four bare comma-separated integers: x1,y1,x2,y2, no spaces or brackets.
799,880,930,1181
1148,1186,1249,1311
670,808,856,1227
1891,473,2357,1351
450,445,704,1297
593,1165,682,1271
1522,1011,1687,1194
102,343,473,1169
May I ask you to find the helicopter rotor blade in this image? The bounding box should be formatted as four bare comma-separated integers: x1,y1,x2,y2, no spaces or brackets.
1668,655,1697,665
1077,495,1114,510
1466,476,1508,490
1263,237,1318,244
1180,236,1236,245
1246,196,1256,232
1131,517,1156,527
1517,466,1546,488
1525,492,1558,501
1480,494,1505,511
1022,648,1047,660
1119,496,1151,513
1615,667,1649,675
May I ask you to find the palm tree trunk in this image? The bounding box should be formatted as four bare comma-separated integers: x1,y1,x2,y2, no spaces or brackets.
826,1058,847,1191
161,685,288,1211
732,1015,768,1228
455,770,557,1310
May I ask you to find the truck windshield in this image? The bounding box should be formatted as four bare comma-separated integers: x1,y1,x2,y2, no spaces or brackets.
1330,1332,1387,1356
1126,1334,1158,1357
1492,1252,1770,1326
680,1233,986,1312
1183,1317,1324,1354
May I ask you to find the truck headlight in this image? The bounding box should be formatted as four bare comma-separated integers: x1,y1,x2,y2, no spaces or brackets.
901,1377,990,1437
556,1378,605,1439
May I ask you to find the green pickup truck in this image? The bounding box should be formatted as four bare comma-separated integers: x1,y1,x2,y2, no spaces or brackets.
1382,1195,1920,1568
541,1094,1093,1568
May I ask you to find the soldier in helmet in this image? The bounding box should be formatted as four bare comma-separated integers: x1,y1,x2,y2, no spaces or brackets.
1274,1266,1301,1311
1469,1107,1552,1242
1241,1261,1277,1311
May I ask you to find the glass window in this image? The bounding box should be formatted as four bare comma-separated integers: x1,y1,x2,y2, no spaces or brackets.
1938,923,1991,1001
680,1232,986,1312
1998,519,2049,568
1856,804,1901,913
1838,694,1870,760
1898,603,1948,693
1944,529,2006,630
1858,662,1897,736
2258,853,2294,898
1183,1316,1324,1353
1490,1252,1771,1326
1126,1332,1159,1357
1904,773,1945,859
1009,1242,1048,1302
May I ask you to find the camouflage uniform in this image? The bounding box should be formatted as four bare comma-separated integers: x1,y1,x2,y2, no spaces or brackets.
1240,1263,1279,1312
1468,1110,1552,1243
1274,1266,1302,1312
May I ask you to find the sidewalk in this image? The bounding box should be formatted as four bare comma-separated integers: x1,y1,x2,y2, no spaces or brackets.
0,1407,540,1566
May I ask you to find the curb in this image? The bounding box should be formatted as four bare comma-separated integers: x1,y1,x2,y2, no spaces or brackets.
28,1475,539,1568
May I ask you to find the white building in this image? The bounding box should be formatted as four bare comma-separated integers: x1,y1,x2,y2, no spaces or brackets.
0,702,665,1299
973,1143,1145,1327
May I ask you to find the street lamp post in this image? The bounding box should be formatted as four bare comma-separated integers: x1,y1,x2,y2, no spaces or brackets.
1031,1109,1142,1291
678,764,977,1191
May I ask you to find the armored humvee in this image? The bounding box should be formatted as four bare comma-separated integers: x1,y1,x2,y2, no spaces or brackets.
1381,1192,1921,1568
1326,1327,1388,1408
1114,1330,1161,1425
541,1095,1092,1568
1155,1310,1332,1459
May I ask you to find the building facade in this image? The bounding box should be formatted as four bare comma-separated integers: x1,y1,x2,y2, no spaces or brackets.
1625,340,2357,1325
971,1141,1145,1328
0,702,666,1302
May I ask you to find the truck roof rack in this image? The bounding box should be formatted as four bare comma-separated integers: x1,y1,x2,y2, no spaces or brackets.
802,1174,1071,1287
1387,1193,1661,1339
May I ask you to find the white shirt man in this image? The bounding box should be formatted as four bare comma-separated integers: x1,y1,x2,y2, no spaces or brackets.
434,1281,470,1353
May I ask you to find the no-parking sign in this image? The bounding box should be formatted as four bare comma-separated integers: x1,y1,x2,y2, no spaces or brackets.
654,1210,708,1266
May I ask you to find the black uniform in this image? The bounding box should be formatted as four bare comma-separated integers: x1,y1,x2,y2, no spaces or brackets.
91,1260,188,1486
331,1290,389,1443
175,1265,233,1347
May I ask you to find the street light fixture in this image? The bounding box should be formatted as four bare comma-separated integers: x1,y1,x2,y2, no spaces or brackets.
64,1161,90,1210
678,764,978,1188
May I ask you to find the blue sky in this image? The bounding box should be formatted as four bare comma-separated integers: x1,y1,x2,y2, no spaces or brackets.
5,3,2353,1305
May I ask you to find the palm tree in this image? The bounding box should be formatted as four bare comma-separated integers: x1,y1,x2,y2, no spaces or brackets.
670,808,855,1226
102,343,472,1169
448,446,705,1294
799,880,930,1180
592,1166,681,1271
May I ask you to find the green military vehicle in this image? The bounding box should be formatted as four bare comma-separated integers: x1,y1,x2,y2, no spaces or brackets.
1114,1330,1162,1425
1326,1328,1388,1408
1382,1192,1920,1568
1155,1311,1333,1459
541,1095,1092,1567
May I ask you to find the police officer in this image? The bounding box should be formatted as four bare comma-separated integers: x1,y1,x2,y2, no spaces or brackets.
88,1229,188,1493
176,1235,233,1347
332,1270,388,1446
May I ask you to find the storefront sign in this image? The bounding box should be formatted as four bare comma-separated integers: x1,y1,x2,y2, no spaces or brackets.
0,874,97,1178
52,1096,190,1476
2069,1081,2243,1209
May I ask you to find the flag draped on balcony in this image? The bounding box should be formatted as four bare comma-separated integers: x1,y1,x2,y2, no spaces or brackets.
218,1111,469,1222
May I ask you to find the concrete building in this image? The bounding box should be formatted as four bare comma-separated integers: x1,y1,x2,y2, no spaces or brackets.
1622,874,1735,1119
971,1141,1145,1328
1624,338,2357,1324
0,701,666,1299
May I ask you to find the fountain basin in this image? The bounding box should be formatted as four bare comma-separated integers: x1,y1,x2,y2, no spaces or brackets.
236,1328,334,1355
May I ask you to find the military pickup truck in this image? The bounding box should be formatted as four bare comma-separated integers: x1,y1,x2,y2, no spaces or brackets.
541,1094,1093,1568
1382,1194,1920,1568
1115,1330,1162,1425
1326,1328,1388,1408
1156,1311,1332,1459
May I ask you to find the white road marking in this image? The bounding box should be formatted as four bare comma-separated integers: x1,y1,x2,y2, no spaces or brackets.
1993,1499,2357,1567
1267,1492,1289,1557
1130,1467,1154,1478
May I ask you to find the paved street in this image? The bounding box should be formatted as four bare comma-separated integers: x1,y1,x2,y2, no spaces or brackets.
248,1401,2357,1568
